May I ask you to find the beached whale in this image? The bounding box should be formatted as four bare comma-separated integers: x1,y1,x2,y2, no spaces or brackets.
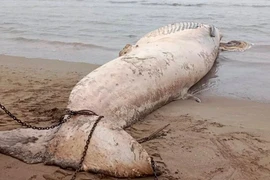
0,22,221,177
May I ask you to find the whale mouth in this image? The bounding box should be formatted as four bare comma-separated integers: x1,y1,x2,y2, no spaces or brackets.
219,40,252,52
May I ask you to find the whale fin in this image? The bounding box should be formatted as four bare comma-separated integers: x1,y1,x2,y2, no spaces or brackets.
183,93,202,103
173,92,201,103
209,25,216,37
119,44,133,57
0,128,57,163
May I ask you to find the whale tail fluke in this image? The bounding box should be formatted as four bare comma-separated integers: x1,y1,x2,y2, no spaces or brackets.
0,128,57,163
44,115,154,177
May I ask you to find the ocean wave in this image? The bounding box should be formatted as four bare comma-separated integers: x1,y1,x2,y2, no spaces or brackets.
141,2,207,7
232,4,270,8
9,29,26,34
126,34,137,38
251,44,270,53
11,37,117,51
140,2,270,8
109,1,138,4
0,27,27,34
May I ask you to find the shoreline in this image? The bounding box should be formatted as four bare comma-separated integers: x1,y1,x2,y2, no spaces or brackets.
1,55,270,180
2,53,269,104
0,54,100,69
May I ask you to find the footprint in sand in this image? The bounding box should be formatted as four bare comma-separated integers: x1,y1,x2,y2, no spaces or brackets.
43,170,72,180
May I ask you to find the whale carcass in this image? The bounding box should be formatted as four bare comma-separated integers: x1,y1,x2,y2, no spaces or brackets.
0,22,221,177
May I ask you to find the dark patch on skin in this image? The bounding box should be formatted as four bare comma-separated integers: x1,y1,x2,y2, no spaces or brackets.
131,143,135,152
125,57,149,61
119,44,133,57
182,62,194,71
21,136,38,144
130,142,136,161
209,25,216,37
121,56,161,77
162,52,175,67
198,48,218,70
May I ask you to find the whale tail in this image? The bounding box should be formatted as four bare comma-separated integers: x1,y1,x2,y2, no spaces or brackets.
45,115,153,177
0,127,57,163
0,115,153,177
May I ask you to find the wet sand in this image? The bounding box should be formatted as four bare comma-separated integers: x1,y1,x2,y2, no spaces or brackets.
0,55,270,180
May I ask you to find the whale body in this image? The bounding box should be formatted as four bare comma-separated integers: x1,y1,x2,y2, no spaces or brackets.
0,22,221,177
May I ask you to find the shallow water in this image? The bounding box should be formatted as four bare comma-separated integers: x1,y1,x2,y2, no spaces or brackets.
1,0,270,102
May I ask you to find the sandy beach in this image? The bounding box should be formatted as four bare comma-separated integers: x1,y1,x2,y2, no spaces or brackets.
0,55,270,180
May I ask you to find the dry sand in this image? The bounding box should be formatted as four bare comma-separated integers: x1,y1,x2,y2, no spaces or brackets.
0,55,270,180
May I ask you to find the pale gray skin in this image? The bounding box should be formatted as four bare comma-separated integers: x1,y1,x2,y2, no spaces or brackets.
0,22,221,177
119,41,251,56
